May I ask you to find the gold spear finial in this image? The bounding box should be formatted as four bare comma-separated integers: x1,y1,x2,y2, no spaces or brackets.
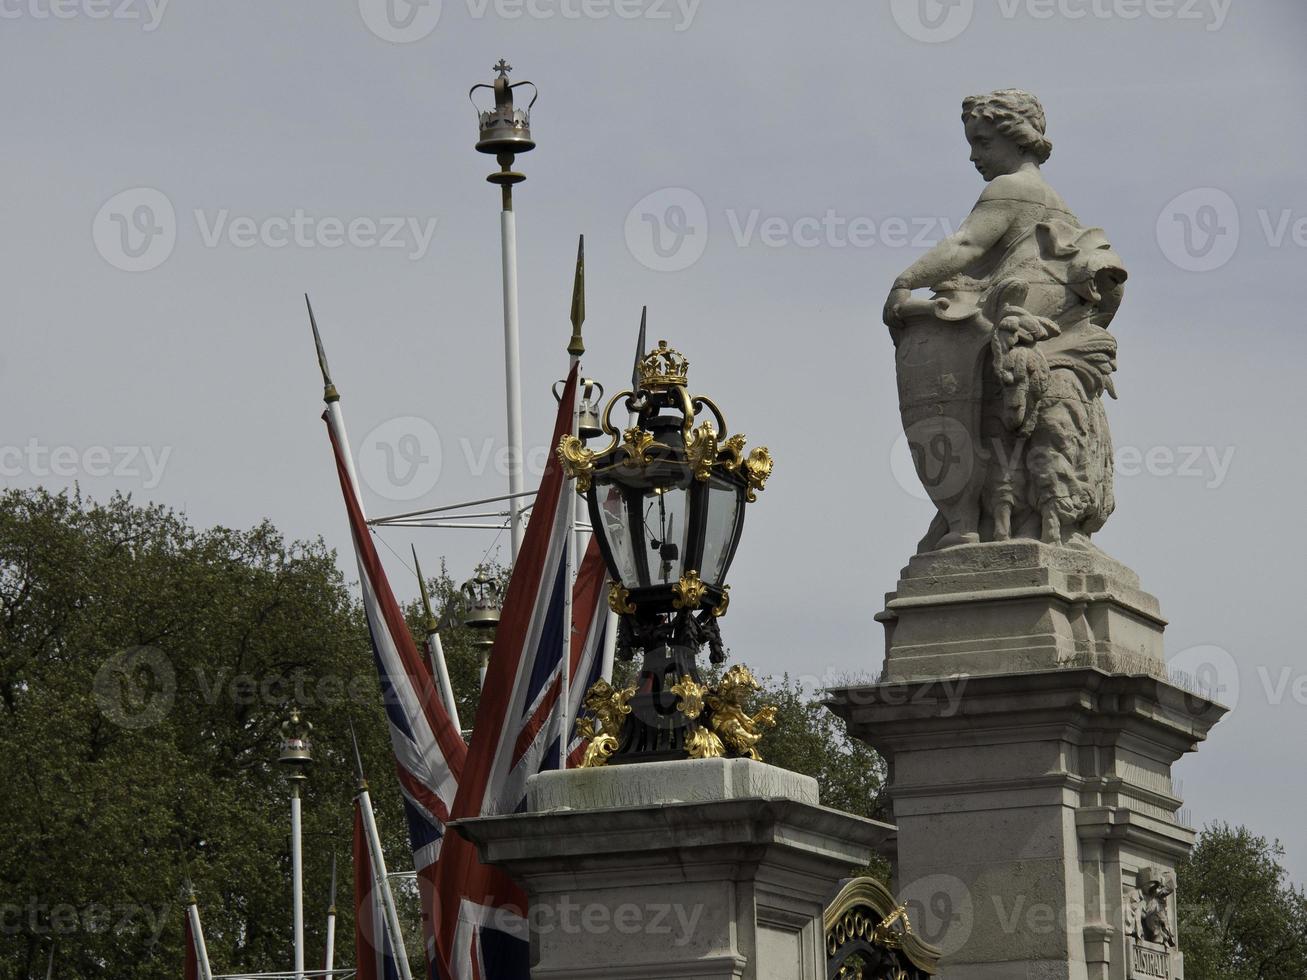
304,293,339,403
568,234,585,358
412,545,439,634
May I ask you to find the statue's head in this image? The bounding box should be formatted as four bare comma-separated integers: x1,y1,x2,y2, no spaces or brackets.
962,89,1052,180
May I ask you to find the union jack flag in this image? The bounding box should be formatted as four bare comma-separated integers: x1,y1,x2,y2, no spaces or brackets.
326,412,467,976
566,537,610,767
433,364,593,979
354,798,404,980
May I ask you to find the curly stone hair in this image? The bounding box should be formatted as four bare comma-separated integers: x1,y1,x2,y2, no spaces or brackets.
962,89,1053,164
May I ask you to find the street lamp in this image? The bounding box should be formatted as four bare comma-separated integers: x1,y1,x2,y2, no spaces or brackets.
278,707,313,980
470,59,538,559
558,339,775,764
461,571,503,686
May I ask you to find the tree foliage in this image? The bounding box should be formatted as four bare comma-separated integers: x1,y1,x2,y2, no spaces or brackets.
0,489,489,979
1178,822,1307,980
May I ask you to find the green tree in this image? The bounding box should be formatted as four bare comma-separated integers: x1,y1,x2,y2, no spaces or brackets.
1178,823,1307,980
0,488,453,979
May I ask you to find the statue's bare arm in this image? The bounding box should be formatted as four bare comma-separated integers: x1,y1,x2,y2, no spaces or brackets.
882,186,1020,329
894,197,1015,289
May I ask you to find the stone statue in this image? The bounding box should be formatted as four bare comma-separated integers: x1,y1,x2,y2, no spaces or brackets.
1124,867,1177,949
883,90,1128,553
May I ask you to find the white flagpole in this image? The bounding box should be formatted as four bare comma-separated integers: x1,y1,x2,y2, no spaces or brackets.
306,295,364,515
501,209,526,560
323,854,337,980
291,788,305,980
559,236,585,769
187,893,215,980
351,731,414,980
412,546,462,731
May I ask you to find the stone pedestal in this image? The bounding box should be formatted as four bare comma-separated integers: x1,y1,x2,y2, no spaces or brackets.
827,543,1226,980
452,758,894,980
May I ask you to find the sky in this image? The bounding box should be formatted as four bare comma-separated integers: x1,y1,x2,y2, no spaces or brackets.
3,0,1305,883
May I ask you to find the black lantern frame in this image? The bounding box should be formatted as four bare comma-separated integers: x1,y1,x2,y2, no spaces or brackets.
558,340,773,762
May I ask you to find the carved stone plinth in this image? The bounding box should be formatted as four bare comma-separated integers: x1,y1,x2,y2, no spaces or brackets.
876,542,1167,681
830,558,1226,980
452,758,894,980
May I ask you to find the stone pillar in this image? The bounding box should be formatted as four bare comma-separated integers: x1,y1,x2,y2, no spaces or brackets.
827,543,1226,980
452,758,894,980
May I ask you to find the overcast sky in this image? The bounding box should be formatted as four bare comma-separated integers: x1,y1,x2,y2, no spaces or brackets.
3,1,1305,881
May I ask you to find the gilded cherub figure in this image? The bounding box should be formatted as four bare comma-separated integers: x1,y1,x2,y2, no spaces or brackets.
706,665,778,761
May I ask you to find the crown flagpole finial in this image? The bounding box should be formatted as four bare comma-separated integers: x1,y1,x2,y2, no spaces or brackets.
304,294,339,403
568,234,585,359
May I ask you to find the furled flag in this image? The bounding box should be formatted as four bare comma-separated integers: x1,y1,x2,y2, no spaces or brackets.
565,536,610,767
432,365,583,979
183,914,199,980
325,412,467,974
354,799,404,980
183,894,211,980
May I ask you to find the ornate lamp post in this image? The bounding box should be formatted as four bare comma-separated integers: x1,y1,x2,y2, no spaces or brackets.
558,340,775,765
278,707,313,980
471,59,538,559
461,571,503,686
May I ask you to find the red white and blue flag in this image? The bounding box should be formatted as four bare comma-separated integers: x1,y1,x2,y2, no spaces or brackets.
354,798,404,980
566,537,610,767
433,365,592,979
326,412,468,977
183,907,201,980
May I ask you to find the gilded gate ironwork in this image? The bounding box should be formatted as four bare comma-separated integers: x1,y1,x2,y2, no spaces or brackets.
825,877,941,980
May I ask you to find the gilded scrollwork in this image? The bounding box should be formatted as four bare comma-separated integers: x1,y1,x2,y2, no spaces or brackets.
685,419,718,482
621,426,656,465
672,570,708,610
608,581,636,615
556,434,596,492
574,679,636,768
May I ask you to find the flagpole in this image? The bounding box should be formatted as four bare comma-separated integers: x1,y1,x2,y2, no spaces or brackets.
413,546,462,730
351,728,414,980
187,890,215,980
323,853,337,980
598,308,647,683
501,206,526,560
306,295,364,512
559,236,586,769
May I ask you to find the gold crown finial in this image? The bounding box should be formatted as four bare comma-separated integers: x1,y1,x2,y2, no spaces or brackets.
638,340,689,391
